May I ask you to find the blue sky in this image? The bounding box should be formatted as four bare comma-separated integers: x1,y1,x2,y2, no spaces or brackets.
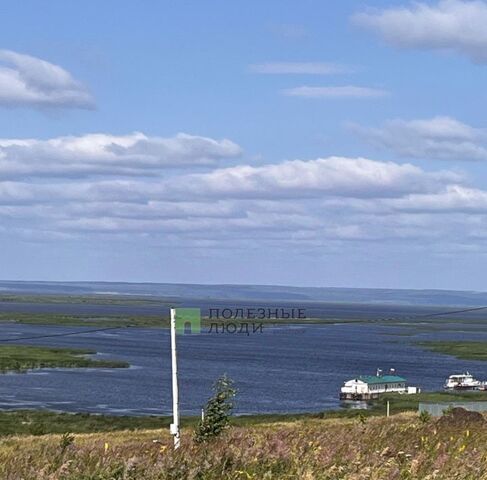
2,0,487,290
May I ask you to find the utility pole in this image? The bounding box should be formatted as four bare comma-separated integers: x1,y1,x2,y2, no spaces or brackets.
169,308,181,449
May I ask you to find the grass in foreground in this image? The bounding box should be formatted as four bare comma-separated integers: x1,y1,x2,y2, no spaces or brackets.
417,341,487,361
0,410,486,479
0,345,128,373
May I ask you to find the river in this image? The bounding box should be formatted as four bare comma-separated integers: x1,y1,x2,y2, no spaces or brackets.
0,323,486,415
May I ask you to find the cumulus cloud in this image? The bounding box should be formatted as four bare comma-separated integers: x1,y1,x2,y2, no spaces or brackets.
353,0,487,63
0,132,242,178
0,137,486,252
281,85,388,98
172,157,458,199
249,62,352,75
351,116,487,161
385,185,487,213
0,49,95,109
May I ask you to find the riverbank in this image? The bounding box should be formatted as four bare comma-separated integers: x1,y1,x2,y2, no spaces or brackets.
0,345,128,373
1,392,486,436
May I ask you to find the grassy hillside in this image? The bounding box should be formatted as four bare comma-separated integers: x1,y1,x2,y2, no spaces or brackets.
0,410,485,479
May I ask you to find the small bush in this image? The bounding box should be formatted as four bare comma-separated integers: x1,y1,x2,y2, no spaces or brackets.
419,410,432,424
194,374,236,443
59,432,75,454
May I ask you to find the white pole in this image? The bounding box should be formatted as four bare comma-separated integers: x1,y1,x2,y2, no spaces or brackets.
170,308,181,449
386,400,390,418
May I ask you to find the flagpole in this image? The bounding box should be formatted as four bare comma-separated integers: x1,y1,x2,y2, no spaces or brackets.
170,308,181,449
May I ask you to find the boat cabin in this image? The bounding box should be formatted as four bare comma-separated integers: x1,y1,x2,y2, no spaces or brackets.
340,370,417,400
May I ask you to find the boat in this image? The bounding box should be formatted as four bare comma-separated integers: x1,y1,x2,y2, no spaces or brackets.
444,372,482,390
340,369,420,401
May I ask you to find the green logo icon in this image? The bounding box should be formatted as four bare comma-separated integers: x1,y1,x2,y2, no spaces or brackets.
175,308,201,334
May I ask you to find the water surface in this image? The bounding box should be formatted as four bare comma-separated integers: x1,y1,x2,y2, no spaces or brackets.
0,323,486,415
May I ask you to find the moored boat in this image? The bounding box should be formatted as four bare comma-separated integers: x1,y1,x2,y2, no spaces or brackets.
444,372,482,390
340,369,420,401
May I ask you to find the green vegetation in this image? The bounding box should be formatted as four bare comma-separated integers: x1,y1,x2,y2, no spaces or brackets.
0,391,483,437
2,293,487,330
0,294,174,307
0,345,128,373
0,410,485,479
194,375,236,443
0,411,170,436
0,312,165,328
0,312,368,328
0,411,342,437
312,391,487,420
417,341,487,361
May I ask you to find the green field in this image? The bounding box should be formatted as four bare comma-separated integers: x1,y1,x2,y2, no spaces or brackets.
0,311,370,328
417,341,487,361
0,345,128,373
0,312,166,328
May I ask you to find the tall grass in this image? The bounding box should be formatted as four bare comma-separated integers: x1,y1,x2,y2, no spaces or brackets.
0,412,485,479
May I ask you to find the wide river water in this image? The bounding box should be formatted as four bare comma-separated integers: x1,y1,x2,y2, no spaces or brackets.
1,322,487,415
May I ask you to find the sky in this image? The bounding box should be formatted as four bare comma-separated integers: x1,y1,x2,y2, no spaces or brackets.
1,0,487,290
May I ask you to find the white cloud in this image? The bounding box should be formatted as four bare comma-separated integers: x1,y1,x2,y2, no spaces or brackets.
386,185,487,213
0,49,95,109
281,85,388,98
353,0,487,63
1,138,487,253
249,62,352,75
0,156,458,207
172,156,457,199
351,116,487,161
0,132,242,178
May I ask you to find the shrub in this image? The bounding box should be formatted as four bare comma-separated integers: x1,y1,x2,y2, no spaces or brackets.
419,410,432,424
194,374,236,443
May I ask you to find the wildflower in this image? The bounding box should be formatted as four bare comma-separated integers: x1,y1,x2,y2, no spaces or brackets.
458,444,466,453
235,472,252,479
104,442,109,453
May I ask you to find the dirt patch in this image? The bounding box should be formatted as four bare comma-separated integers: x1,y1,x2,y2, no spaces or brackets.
436,407,486,429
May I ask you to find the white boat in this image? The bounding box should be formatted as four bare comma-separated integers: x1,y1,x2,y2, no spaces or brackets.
444,372,482,390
